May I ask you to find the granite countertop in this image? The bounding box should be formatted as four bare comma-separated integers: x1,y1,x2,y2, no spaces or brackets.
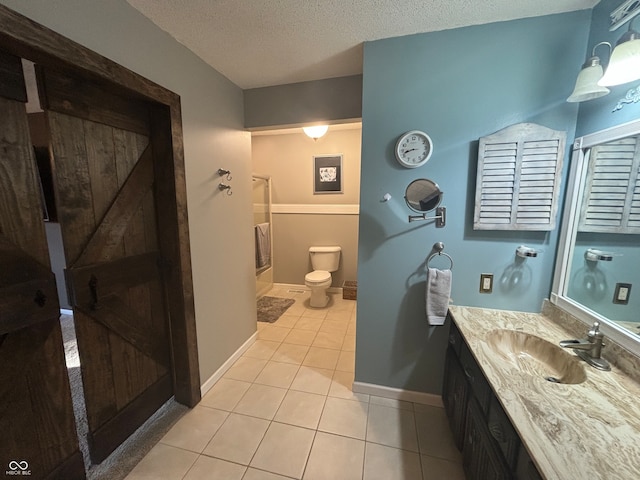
448,304,640,480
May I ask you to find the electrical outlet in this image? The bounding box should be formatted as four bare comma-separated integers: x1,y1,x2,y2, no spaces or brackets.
480,274,493,294
613,283,632,305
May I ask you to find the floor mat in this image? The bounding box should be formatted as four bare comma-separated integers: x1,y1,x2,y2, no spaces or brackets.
257,296,296,323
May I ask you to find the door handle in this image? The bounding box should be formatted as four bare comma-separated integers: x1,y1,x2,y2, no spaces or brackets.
34,289,47,307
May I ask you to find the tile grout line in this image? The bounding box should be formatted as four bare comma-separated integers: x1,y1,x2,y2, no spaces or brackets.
147,291,358,480
247,312,314,479
298,427,318,480
361,396,370,480
414,406,426,479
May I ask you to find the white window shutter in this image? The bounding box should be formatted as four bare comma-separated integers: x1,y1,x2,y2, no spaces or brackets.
474,123,566,231
578,136,640,234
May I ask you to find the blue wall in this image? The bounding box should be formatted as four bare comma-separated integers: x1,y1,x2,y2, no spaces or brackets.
569,234,640,322
356,11,592,394
577,0,640,136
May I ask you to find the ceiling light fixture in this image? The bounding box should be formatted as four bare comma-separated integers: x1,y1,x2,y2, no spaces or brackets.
567,42,612,103
599,18,640,87
303,125,328,140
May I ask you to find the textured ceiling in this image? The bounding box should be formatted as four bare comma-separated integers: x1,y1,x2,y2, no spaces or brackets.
126,0,600,89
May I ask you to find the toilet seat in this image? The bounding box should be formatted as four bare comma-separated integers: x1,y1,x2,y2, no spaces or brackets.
305,270,331,284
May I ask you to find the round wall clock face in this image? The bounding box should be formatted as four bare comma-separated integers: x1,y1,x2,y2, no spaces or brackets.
395,130,433,168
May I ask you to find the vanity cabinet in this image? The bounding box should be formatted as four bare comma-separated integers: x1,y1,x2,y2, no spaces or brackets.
443,347,469,450
463,397,512,480
444,318,543,480
515,448,543,480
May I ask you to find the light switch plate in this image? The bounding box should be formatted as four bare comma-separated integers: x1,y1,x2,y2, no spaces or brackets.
613,283,632,305
480,274,493,294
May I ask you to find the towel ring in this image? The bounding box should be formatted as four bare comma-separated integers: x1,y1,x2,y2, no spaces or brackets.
427,242,453,270
427,251,453,270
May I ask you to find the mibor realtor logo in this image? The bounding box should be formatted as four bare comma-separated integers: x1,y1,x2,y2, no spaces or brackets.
5,461,31,476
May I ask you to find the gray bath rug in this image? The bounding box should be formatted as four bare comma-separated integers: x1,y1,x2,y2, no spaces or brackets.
257,296,296,323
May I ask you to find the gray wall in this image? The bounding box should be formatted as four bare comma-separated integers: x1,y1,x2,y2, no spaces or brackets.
272,214,359,287
1,0,257,386
244,75,362,129
252,127,361,286
357,11,591,394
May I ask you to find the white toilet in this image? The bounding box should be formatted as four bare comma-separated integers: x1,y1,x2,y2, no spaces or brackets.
305,246,341,308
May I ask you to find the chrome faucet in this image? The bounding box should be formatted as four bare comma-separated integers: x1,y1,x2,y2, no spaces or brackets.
560,321,611,371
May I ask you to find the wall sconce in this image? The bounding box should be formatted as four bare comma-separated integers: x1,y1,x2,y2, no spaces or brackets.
303,125,328,140
598,18,640,87
567,42,611,102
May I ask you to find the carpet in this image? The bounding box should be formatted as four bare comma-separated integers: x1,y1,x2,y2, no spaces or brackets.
60,314,187,480
257,296,296,323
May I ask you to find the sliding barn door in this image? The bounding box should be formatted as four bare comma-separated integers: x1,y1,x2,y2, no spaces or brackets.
39,67,173,463
0,52,84,479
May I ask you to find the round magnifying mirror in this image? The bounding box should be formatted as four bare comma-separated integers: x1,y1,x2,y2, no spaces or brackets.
404,179,443,212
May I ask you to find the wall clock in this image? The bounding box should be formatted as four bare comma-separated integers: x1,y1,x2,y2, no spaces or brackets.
395,130,433,168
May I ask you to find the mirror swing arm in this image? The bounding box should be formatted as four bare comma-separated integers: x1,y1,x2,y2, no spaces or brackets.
408,206,446,226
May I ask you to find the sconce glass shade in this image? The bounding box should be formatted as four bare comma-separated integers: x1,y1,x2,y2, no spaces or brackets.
303,125,328,139
598,31,640,87
567,57,610,102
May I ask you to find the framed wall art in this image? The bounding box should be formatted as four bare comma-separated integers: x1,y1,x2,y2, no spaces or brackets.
313,154,343,194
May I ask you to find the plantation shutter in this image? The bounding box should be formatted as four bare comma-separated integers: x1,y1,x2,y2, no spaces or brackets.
578,136,640,234
473,123,566,231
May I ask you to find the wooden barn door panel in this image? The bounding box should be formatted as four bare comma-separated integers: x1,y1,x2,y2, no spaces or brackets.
0,52,84,479
40,67,172,463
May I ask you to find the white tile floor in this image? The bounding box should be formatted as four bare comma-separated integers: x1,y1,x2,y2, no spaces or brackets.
125,287,464,480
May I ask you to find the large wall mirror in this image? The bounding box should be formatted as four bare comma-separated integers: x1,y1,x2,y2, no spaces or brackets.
552,119,640,354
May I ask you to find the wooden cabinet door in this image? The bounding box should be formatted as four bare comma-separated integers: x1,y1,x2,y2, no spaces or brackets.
39,66,173,463
0,51,84,479
488,395,520,471
464,398,513,480
443,347,469,451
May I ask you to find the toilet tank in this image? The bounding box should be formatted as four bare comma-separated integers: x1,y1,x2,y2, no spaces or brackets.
309,246,341,272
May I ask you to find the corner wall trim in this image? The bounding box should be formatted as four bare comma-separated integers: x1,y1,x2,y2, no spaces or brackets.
272,204,359,215
352,381,443,407
200,331,257,396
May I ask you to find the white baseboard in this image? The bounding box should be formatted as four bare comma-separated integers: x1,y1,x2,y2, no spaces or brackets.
274,282,308,292
200,331,257,396
352,381,443,407
274,282,343,294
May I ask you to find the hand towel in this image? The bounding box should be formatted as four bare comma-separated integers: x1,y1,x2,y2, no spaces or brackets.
255,222,271,268
426,267,451,325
